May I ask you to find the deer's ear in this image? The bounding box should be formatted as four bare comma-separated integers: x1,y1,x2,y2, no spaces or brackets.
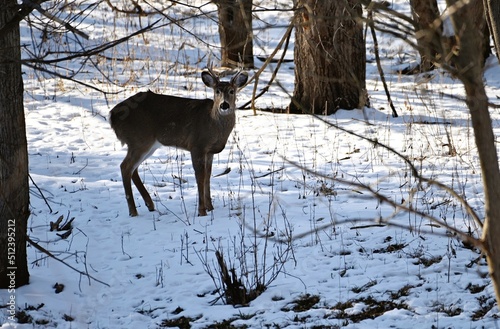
202,71,218,88
232,72,248,88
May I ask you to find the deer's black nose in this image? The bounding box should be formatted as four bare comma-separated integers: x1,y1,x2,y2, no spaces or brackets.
220,101,230,110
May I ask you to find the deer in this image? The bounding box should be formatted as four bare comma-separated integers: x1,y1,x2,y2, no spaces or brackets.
110,69,248,217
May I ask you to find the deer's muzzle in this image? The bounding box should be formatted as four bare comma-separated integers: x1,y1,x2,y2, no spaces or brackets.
220,101,230,111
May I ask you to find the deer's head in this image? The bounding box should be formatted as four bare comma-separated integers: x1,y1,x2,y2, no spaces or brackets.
202,69,248,117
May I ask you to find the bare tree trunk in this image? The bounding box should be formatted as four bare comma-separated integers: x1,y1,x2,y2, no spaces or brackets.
409,0,442,72
443,0,490,68
484,0,500,63
289,0,366,115
214,0,254,68
0,0,30,288
447,0,500,307
410,0,489,73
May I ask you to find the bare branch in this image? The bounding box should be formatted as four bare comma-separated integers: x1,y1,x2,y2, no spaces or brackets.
366,9,398,117
0,0,50,37
27,236,110,287
311,114,484,230
284,158,485,251
22,61,117,95
143,0,219,49
25,0,89,39
241,20,294,112
21,18,163,65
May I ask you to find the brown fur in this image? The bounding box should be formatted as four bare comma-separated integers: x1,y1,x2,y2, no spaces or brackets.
110,70,248,216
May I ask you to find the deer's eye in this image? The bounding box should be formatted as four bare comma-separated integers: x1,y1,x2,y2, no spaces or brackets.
229,89,235,95
216,89,222,95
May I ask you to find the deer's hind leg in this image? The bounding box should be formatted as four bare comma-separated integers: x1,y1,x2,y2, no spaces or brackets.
132,169,155,212
120,141,158,216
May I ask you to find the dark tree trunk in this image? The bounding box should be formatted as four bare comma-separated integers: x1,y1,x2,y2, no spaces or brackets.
446,0,500,307
459,0,490,65
442,0,490,68
0,0,30,288
484,0,500,63
215,0,254,68
289,0,366,115
410,0,442,72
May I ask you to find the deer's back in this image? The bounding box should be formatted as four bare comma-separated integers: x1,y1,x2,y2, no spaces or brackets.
110,91,235,152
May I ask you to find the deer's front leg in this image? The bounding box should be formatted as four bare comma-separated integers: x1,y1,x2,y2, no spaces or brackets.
192,150,209,216
205,153,214,212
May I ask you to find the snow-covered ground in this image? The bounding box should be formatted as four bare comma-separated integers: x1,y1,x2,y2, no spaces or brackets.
1,0,499,328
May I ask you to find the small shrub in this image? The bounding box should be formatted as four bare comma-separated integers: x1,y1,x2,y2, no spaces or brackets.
159,315,201,328
281,294,320,312
413,255,443,267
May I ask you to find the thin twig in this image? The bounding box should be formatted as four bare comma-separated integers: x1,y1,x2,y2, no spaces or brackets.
254,167,284,179
244,20,294,113
0,0,50,37
25,0,89,39
28,174,52,213
27,236,110,287
312,114,483,229
22,19,163,65
23,62,114,94
367,10,398,118
143,0,218,49
240,21,294,112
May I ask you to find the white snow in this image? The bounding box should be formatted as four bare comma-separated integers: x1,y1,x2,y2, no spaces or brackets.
1,0,499,328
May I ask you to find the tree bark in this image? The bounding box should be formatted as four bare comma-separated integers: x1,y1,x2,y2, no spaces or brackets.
443,0,490,68
289,0,366,115
0,0,30,288
409,0,442,72
447,0,500,307
484,0,500,64
214,0,254,68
